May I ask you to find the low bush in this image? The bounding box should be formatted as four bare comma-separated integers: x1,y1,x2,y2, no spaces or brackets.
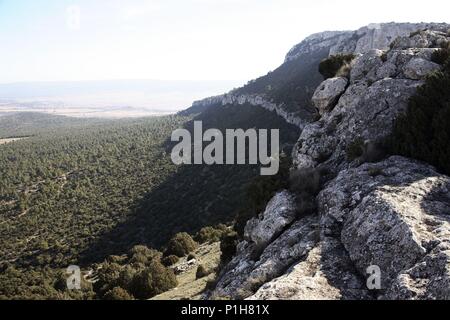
319,54,356,79
346,138,365,161
289,167,322,196
346,138,387,163
194,224,229,244
93,262,123,297
161,255,179,267
431,42,450,65
220,231,239,265
195,265,209,279
187,253,196,261
289,167,324,217
103,287,133,300
391,54,450,175
129,260,177,299
164,232,198,258
368,167,384,177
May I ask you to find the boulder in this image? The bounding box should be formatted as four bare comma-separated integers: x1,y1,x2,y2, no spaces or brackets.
318,156,450,298
248,238,372,300
293,78,422,173
244,191,297,249
312,77,348,115
403,58,441,80
391,29,449,50
211,215,319,300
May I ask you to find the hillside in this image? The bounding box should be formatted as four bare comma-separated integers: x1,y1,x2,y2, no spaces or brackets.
1,22,449,301
209,23,450,300
0,104,298,299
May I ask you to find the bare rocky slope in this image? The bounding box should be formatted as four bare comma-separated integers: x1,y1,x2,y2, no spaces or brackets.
203,23,450,300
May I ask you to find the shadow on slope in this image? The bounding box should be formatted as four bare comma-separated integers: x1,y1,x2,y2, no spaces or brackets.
79,104,301,264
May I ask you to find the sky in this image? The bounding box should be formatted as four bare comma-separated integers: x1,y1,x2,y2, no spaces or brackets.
0,0,449,84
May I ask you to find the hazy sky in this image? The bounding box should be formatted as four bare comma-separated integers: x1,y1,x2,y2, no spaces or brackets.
0,0,449,84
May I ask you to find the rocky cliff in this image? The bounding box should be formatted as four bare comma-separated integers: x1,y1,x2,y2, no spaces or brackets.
190,22,449,130
208,23,450,300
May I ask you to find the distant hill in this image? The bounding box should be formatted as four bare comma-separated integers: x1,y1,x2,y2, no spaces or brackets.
0,112,109,138
0,79,242,115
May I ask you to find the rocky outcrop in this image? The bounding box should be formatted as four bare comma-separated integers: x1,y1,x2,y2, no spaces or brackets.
192,93,307,128
403,58,441,80
292,28,450,173
312,77,348,115
286,22,450,61
209,24,450,300
212,156,450,300
244,191,297,249
211,215,319,300
191,23,448,131
285,31,354,62
319,157,450,299
248,237,372,300
391,28,450,50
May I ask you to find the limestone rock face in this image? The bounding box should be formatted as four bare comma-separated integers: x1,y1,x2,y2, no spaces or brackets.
318,157,450,299
190,24,448,134
286,22,450,61
248,238,372,300
293,77,421,172
192,93,306,128
207,23,450,300
292,36,449,172
244,191,297,249
312,77,348,115
211,215,319,300
391,29,450,50
403,58,441,80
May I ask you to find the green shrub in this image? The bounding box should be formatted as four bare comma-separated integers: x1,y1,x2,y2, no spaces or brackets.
194,224,229,244
195,265,209,279
431,42,450,65
103,287,133,300
220,231,239,265
187,253,196,261
93,262,122,297
129,253,149,265
289,167,324,217
368,167,384,177
289,168,322,196
161,255,179,267
205,277,218,291
409,29,425,38
116,266,137,290
346,138,365,161
319,54,356,79
391,56,450,175
106,255,128,264
129,260,177,299
164,232,198,258
129,245,160,259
